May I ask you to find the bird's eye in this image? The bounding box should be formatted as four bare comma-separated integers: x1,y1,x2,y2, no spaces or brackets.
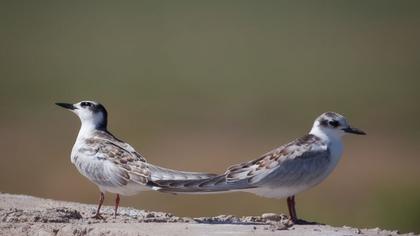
80,102,92,107
329,120,340,128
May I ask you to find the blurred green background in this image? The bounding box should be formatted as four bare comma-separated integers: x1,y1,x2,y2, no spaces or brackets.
0,0,419,233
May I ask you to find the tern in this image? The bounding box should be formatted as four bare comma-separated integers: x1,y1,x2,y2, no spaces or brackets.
56,101,216,219
156,112,366,223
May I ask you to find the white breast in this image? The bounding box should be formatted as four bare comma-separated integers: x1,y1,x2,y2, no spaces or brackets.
325,138,343,175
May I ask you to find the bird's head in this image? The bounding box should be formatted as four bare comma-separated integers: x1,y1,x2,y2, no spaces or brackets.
310,112,366,140
56,101,108,130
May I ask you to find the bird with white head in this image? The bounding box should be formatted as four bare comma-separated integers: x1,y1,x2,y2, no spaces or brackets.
56,101,217,219
156,112,366,223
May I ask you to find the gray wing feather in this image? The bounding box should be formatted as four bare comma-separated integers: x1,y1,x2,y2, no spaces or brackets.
74,154,131,187
147,164,217,181
225,134,329,186
76,130,217,190
93,130,147,162
251,148,330,187
75,131,151,188
157,134,329,192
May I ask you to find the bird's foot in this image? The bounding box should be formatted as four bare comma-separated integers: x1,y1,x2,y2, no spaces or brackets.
92,213,104,220
291,218,321,225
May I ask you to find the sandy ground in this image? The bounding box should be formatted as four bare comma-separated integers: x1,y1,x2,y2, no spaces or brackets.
0,193,414,236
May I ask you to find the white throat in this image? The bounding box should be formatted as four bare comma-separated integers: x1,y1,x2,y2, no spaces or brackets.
73,110,106,139
71,119,99,164
310,125,343,143
309,125,344,164
77,121,97,139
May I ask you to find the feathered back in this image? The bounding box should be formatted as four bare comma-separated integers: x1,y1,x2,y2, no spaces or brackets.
155,134,329,193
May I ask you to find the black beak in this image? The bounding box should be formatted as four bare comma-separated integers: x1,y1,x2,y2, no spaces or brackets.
55,102,76,110
342,127,366,135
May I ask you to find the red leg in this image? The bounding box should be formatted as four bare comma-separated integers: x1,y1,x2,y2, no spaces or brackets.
291,196,297,221
287,195,298,223
114,194,120,218
92,192,105,219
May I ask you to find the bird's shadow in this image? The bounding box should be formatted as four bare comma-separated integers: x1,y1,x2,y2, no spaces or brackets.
293,219,324,225
194,220,267,225
193,217,323,226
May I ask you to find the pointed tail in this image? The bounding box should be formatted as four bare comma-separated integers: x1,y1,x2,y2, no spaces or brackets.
153,173,254,193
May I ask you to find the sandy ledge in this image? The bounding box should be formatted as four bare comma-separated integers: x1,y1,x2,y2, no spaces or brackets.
0,193,415,236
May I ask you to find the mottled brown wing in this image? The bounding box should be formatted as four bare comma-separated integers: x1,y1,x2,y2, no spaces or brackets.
225,134,328,185
96,141,151,185
80,131,151,187
93,130,147,162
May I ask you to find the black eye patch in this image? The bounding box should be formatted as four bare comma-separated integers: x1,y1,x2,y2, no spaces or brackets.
319,119,329,126
329,120,340,127
81,102,92,107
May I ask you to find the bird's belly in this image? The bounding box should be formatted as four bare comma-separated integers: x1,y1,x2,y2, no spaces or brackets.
71,155,145,196
72,155,105,182
246,175,328,199
248,155,341,199
246,185,310,199
99,183,149,196
247,173,328,199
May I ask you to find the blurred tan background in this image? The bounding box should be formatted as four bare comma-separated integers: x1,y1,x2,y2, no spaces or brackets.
0,0,419,233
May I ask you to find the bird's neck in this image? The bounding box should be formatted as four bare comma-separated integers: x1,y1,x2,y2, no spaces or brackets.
309,126,344,160
77,121,105,139
309,126,342,145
